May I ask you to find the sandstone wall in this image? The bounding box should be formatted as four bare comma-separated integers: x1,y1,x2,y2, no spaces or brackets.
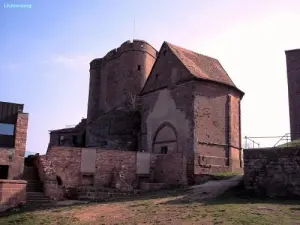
139,43,195,183
86,111,140,150
95,149,137,187
244,147,300,197
38,146,188,200
87,40,157,123
38,147,138,199
193,82,242,174
151,153,188,185
86,40,157,147
0,179,26,212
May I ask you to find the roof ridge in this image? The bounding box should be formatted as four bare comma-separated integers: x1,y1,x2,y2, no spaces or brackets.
165,41,237,89
165,42,219,62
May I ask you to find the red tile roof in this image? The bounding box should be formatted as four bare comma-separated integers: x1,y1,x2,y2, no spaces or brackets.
166,42,236,88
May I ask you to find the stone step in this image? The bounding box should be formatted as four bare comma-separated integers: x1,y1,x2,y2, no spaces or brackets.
26,180,42,184
26,181,43,192
27,199,52,203
26,192,52,203
27,192,46,196
27,187,43,192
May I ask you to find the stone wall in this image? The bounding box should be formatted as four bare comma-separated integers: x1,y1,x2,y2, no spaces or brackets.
0,179,27,212
86,40,157,148
38,146,188,200
139,43,195,183
86,111,140,150
193,82,242,175
151,153,188,185
244,147,300,197
38,147,138,200
35,155,64,200
87,40,157,123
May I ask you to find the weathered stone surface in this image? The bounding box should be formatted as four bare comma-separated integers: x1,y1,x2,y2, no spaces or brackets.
244,147,300,197
37,147,191,200
44,40,244,189
0,179,27,212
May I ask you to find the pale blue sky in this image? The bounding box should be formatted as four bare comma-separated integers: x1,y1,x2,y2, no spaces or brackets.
1,0,300,153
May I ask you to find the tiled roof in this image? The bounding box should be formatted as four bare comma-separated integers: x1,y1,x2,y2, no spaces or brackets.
166,42,236,88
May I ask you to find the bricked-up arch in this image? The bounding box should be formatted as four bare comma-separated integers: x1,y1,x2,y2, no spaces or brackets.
152,122,178,153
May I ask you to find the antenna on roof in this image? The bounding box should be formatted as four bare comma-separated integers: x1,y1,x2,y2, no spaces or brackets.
132,19,135,42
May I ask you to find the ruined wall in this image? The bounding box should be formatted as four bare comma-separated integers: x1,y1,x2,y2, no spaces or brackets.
86,111,140,150
49,131,85,148
0,179,26,212
45,147,82,187
95,149,137,187
193,82,242,174
286,49,300,140
48,119,86,148
244,147,300,197
39,146,188,200
38,147,138,199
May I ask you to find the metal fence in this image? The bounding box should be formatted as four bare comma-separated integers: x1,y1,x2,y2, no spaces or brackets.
244,133,299,149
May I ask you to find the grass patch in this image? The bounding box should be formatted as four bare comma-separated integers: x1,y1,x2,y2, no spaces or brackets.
2,184,300,225
277,139,300,148
212,171,242,180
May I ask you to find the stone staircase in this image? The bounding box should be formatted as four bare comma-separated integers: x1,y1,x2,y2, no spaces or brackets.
26,180,52,204
24,165,52,204
27,191,52,204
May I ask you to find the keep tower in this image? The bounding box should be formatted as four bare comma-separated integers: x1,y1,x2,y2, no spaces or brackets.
87,40,157,124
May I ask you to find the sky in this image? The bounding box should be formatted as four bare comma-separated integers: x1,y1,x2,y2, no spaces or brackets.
0,0,300,154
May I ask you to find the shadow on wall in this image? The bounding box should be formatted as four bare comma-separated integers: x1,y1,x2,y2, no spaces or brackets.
163,179,300,206
0,180,26,212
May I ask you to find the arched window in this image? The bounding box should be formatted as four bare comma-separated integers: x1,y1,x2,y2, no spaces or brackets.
152,123,178,154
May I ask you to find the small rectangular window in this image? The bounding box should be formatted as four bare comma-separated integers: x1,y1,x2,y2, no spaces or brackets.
59,135,64,146
161,146,168,154
0,165,9,179
0,123,14,136
72,135,77,146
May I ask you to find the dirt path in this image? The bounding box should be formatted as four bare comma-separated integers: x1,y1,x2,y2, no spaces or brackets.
186,175,243,201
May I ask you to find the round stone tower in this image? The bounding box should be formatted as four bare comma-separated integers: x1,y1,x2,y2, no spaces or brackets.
87,40,157,124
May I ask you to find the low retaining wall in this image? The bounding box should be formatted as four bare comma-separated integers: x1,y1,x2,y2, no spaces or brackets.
37,147,188,200
244,147,300,197
0,179,27,212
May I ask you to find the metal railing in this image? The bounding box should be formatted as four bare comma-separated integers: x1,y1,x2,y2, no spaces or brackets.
244,133,300,149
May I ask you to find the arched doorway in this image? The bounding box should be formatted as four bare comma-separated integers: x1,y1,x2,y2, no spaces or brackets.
152,122,178,154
